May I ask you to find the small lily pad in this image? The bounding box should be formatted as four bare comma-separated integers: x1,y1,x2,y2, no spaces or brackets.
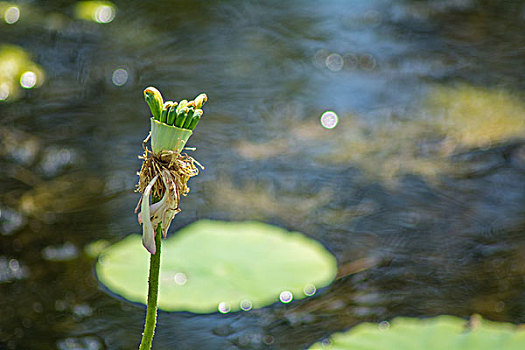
96,220,337,313
309,315,525,350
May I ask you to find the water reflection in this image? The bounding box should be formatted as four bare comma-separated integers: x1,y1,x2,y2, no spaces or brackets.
111,68,128,86
240,299,253,311
0,257,28,282
42,242,78,261
0,45,44,102
218,302,231,314
320,111,338,129
173,272,187,286
279,291,293,304
3,5,20,24
304,284,317,297
0,0,524,348
74,1,116,24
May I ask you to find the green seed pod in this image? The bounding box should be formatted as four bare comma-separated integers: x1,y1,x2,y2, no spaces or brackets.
175,107,190,128
160,101,173,124
182,108,197,129
183,109,201,130
176,100,188,115
194,93,207,109
181,108,195,129
144,87,164,120
193,108,203,118
166,102,179,125
188,114,201,130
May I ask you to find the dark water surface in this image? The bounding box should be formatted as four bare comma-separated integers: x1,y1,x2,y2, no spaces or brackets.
1,0,525,349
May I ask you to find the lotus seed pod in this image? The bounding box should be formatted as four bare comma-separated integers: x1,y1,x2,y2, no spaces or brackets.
144,87,164,120
166,102,179,125
194,93,207,109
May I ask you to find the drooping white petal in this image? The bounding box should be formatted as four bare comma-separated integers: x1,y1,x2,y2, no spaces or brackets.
149,176,169,218
138,170,183,252
140,175,158,254
150,171,170,229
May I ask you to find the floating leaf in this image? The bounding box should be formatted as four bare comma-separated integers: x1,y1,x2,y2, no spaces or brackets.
309,315,525,350
96,220,337,313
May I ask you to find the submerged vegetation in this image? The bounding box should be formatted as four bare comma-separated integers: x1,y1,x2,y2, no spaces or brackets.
234,84,525,185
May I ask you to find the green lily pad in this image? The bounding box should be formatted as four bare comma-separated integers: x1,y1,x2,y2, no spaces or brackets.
96,220,337,313
309,315,525,350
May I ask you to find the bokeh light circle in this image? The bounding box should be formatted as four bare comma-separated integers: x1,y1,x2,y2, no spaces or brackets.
279,291,293,303
4,6,20,24
111,68,128,86
20,71,37,89
94,5,115,23
320,111,339,129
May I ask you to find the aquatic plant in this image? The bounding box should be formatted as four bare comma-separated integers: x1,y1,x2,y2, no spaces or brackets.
135,87,206,350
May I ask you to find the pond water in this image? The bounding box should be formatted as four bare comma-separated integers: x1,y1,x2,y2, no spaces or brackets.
1,0,525,349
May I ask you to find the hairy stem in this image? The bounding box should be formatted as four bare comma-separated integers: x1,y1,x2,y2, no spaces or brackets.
139,224,162,350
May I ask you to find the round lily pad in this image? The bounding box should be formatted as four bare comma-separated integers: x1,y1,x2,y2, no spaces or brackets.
96,220,337,313
309,315,525,350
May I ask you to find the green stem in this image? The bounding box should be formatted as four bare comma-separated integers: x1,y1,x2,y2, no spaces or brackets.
139,224,162,350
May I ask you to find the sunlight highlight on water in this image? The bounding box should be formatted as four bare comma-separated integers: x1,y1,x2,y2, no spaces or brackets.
240,299,253,311
173,272,187,285
94,5,115,24
218,302,231,314
74,1,116,24
326,53,344,72
303,283,317,296
320,111,339,129
20,71,37,89
279,291,293,303
111,68,128,86
4,6,19,24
